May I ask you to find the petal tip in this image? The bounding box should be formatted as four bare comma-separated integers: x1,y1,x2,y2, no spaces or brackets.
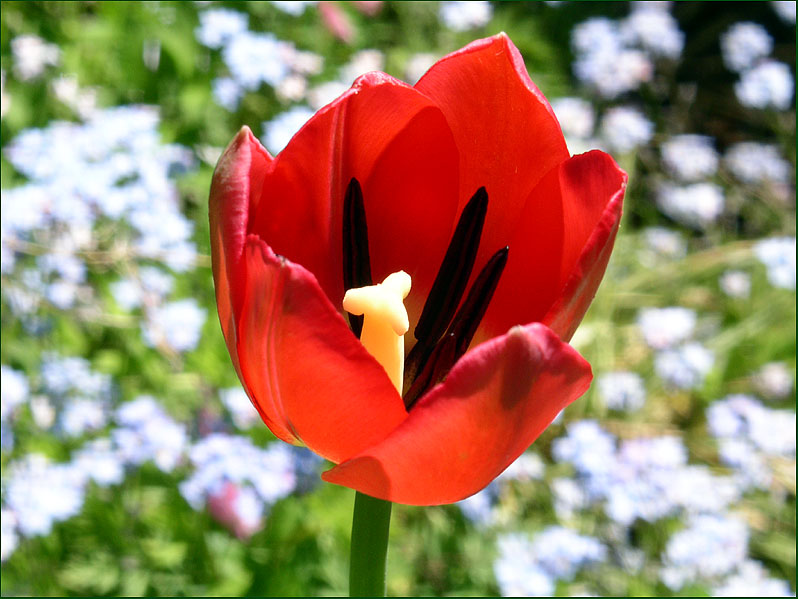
352,70,405,89
214,125,271,177
235,124,253,139
493,31,512,46
321,458,391,499
229,124,256,153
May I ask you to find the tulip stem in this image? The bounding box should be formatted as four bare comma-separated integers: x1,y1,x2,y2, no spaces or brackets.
349,491,392,597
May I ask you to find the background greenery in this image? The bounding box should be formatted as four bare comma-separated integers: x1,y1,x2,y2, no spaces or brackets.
1,1,795,596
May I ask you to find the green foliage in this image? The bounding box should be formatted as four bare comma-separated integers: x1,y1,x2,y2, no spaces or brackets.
1,1,795,597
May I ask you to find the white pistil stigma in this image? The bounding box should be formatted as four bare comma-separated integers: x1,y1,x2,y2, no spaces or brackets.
343,271,412,393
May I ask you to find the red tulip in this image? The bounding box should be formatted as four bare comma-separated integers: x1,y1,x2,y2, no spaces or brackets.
209,33,627,505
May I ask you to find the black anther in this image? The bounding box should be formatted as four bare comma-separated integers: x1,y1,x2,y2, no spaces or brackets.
404,333,457,410
447,246,509,362
414,187,488,344
402,338,429,396
342,178,372,338
403,246,509,408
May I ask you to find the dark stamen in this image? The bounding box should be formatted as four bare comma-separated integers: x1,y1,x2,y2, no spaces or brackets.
402,335,429,393
403,246,509,408
414,187,488,343
404,333,457,410
403,188,489,390
447,246,509,360
342,178,372,338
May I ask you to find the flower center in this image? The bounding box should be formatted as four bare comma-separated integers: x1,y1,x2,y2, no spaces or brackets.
342,178,508,409
343,271,412,393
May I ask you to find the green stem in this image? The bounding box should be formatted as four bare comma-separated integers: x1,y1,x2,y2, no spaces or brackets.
349,491,392,597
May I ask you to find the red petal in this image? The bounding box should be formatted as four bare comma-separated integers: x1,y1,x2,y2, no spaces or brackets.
209,127,272,379
248,72,460,325
322,323,592,505
542,154,627,341
236,235,408,462
480,151,627,343
415,33,570,278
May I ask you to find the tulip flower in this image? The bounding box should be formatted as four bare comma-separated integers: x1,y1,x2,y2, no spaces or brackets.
209,33,627,508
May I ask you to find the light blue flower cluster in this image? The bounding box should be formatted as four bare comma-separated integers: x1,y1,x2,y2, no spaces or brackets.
637,307,715,390
660,135,719,183
494,527,606,597
719,270,752,299
713,559,795,596
504,417,795,596
724,142,792,185
219,387,260,430
5,454,88,537
550,97,596,154
754,361,794,399
1,372,320,558
598,106,654,154
597,371,646,411
494,533,556,597
111,265,174,311
660,514,749,590
552,421,741,526
1,106,207,354
3,109,194,259
179,433,302,538
270,1,317,17
140,298,206,353
195,8,249,50
721,22,774,73
439,1,493,32
719,16,794,110
196,8,324,112
1,390,189,556
40,354,112,438
754,237,796,290
1,366,29,450
261,106,317,155
261,48,386,155
10,34,59,81
641,227,687,263
772,1,797,23
112,395,188,473
708,394,796,490
655,133,726,230
565,4,792,238
457,452,545,526
654,342,715,391
637,306,696,350
571,3,682,100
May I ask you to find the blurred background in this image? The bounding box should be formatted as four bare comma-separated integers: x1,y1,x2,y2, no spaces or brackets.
1,1,795,596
